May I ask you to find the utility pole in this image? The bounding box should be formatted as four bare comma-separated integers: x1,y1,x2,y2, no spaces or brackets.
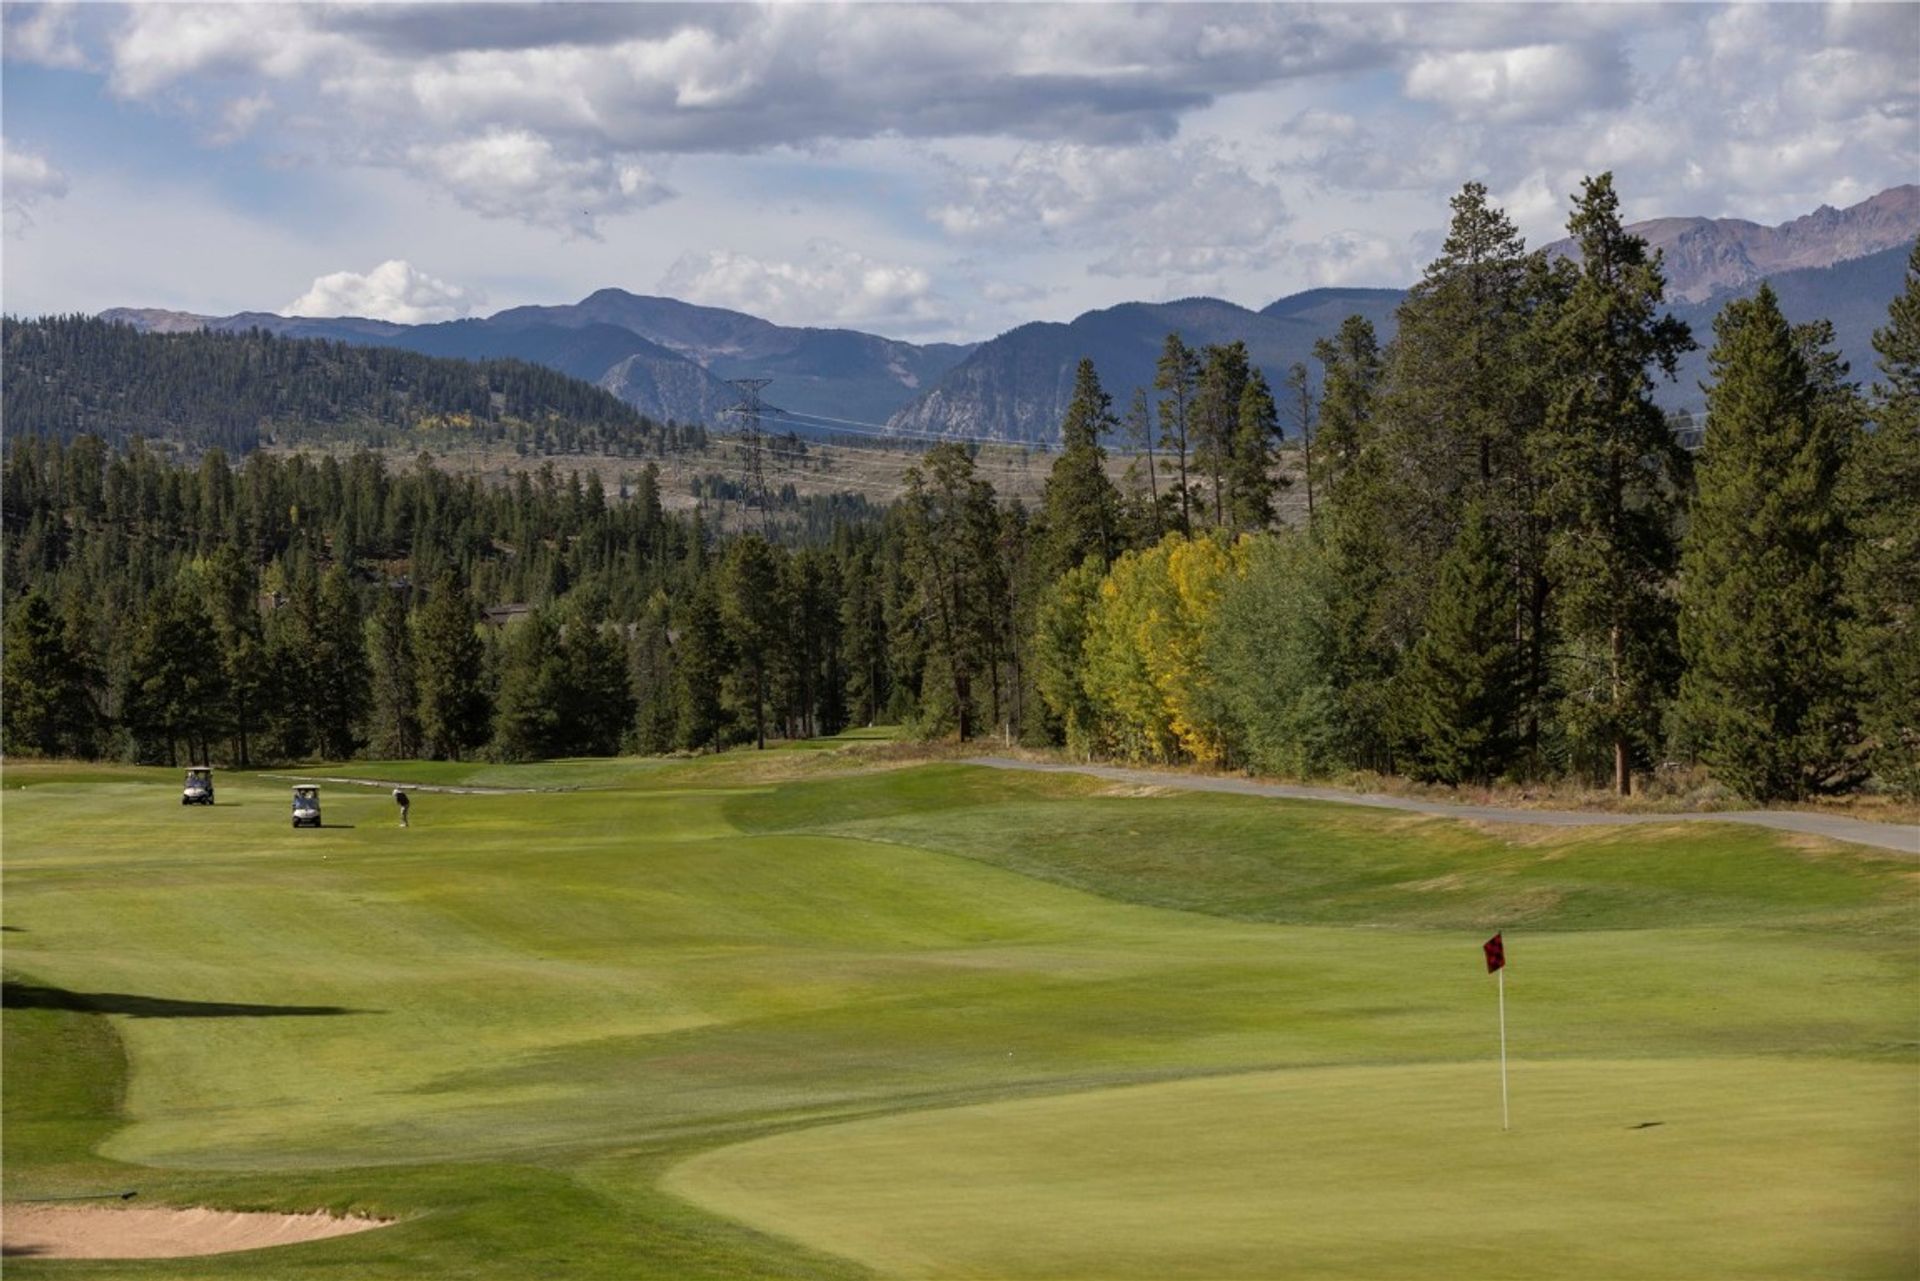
725,378,774,534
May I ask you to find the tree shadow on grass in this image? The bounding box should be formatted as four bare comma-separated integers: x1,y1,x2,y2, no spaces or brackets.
2,981,374,1019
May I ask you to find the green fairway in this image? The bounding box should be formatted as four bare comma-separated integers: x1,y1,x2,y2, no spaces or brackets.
3,752,1915,1278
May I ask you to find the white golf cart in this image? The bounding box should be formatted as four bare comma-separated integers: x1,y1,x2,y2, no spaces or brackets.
182,767,215,806
291,785,322,829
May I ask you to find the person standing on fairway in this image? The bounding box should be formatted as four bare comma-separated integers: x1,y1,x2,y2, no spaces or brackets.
394,788,410,828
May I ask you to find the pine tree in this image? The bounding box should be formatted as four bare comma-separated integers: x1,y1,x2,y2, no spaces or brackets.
1678,286,1858,799
720,533,784,749
629,590,679,753
1227,367,1283,533
675,579,729,752
366,584,421,758
901,443,1001,740
491,609,566,760
310,564,370,759
1843,240,1920,797
1403,505,1524,785
1536,174,1692,794
1154,334,1200,535
1042,358,1123,574
1,590,94,757
1311,316,1383,499
1313,315,1398,771
412,572,489,760
124,586,228,766
1378,182,1560,769
1192,342,1250,528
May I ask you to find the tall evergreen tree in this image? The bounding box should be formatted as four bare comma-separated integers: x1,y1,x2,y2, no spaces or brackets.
1192,342,1250,528
675,581,730,752
1843,240,1920,797
1227,366,1283,534
310,564,370,758
720,533,784,749
412,572,490,760
901,443,1001,740
1379,182,1560,768
124,586,227,766
1042,358,1123,574
1,590,94,757
629,590,679,754
491,610,567,760
1402,505,1524,785
1313,315,1398,771
1678,286,1857,799
1154,334,1200,535
366,585,421,758
1535,173,1692,794
1311,316,1383,500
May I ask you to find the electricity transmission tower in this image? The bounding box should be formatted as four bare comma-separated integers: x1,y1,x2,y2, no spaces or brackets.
725,378,774,532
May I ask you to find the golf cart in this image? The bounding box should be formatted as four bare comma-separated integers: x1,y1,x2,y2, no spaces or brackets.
291,785,322,829
181,767,215,806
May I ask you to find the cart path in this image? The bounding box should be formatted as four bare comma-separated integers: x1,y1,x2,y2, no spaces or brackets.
260,773,572,795
963,757,1920,856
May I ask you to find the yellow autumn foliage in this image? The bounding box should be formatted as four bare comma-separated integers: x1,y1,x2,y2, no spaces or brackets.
1079,532,1248,764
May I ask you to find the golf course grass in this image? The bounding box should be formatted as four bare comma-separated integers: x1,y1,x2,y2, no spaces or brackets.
3,745,1915,1277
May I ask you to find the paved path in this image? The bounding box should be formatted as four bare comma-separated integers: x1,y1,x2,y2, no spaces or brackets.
964,757,1920,856
261,773,570,795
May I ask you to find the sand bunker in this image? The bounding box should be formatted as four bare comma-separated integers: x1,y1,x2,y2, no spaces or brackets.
1,1204,391,1259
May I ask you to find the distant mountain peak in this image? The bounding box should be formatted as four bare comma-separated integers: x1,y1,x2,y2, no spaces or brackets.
1545,184,1919,302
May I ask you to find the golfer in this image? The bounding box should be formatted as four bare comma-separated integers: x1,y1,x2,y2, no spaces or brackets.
394,788,410,828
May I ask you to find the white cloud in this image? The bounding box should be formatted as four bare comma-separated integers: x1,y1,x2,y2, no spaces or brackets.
2,137,70,236
1404,42,1628,125
207,92,273,146
405,130,671,237
659,242,938,329
933,140,1292,279
3,1,89,69
285,259,479,324
1289,231,1416,289
108,4,340,97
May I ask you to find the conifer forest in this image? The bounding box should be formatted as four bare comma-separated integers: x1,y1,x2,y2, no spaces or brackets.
5,176,1917,803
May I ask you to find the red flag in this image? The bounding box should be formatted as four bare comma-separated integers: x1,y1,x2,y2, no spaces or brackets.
1483,933,1505,973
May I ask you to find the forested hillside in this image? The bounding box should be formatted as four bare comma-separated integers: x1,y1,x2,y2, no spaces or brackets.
2,317,702,456
5,176,1915,803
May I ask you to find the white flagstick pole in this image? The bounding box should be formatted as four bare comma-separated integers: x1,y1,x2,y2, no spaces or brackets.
1498,965,1510,1131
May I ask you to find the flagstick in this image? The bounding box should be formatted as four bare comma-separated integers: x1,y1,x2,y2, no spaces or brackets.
1497,965,1510,1132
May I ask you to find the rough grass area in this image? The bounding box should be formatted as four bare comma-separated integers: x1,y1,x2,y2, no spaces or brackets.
3,747,1915,1278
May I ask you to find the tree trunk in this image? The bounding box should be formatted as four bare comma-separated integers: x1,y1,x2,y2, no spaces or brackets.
1610,622,1629,796
755,664,767,750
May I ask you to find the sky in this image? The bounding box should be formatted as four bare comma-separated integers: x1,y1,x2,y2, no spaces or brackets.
3,2,1916,343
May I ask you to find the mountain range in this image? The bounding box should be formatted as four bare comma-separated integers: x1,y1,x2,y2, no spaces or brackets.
101,185,1916,445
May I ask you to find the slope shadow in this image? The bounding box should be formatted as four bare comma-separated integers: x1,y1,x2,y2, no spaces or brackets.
1,1245,48,1258
2,981,373,1019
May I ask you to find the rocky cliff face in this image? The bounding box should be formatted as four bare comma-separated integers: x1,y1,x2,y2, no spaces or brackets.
1546,185,1919,302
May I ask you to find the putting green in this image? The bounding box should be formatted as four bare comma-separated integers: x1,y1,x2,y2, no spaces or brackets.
666,1057,1919,1280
